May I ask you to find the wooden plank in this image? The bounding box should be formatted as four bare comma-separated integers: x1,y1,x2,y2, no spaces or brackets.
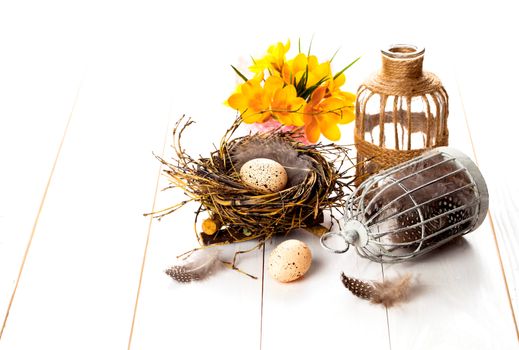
455,42,519,334
259,97,390,348
385,66,518,348
2,2,516,348
128,200,264,350
0,53,84,338
0,58,172,349
127,108,265,350
261,230,390,350
258,49,394,350
126,21,285,349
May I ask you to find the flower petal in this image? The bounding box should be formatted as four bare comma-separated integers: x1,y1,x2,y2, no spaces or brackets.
332,73,346,90
290,96,306,111
338,107,355,124
284,40,291,53
305,119,321,143
291,112,305,127
320,119,341,141
335,90,356,104
264,76,284,95
242,109,268,124
281,64,293,84
307,55,319,70
241,109,258,123
276,114,292,125
307,61,330,87
292,53,308,74
228,93,248,111
320,97,345,113
310,85,327,104
240,81,255,97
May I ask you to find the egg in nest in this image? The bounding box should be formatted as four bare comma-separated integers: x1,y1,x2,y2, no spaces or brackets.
240,158,288,193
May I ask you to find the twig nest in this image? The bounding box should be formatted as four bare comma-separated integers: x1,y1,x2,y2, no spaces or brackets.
268,239,312,282
240,158,288,193
152,117,355,247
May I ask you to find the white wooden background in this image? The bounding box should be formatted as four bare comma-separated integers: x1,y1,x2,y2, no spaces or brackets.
0,1,518,349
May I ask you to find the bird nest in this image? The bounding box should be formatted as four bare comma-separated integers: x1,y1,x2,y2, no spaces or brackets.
151,116,355,254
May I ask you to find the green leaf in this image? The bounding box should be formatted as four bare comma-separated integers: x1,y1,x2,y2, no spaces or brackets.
333,56,361,80
300,86,316,100
298,38,301,54
330,48,340,63
307,34,314,56
300,76,329,100
231,65,248,82
295,65,309,96
295,76,306,96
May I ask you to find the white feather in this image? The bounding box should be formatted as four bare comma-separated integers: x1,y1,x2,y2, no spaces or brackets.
165,249,222,283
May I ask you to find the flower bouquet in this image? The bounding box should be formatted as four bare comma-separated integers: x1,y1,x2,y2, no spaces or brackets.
227,40,359,143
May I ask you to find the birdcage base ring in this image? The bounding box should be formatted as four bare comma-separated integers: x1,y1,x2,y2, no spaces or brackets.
320,219,369,254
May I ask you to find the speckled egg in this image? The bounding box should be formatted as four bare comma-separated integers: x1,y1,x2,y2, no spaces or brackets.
268,239,312,283
240,158,288,193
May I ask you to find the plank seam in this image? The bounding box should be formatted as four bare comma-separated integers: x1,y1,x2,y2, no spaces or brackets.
0,80,83,340
456,80,519,341
127,114,171,350
381,264,393,350
259,244,265,350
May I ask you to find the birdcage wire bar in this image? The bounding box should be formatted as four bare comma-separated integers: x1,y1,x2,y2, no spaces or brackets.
321,147,489,263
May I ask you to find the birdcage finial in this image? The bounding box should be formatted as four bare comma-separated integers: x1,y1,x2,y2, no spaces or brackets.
320,219,370,254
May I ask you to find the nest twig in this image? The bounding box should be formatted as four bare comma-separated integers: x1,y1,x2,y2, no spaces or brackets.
148,116,356,269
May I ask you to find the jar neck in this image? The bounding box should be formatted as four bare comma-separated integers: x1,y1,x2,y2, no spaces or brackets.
380,44,425,79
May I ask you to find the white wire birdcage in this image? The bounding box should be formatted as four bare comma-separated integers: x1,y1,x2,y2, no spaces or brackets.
320,147,489,263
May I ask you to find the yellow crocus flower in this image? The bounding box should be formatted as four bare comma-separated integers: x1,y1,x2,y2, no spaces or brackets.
270,84,306,127
227,75,284,124
227,39,358,143
282,54,332,89
327,73,346,94
331,90,356,124
303,86,355,142
249,40,290,75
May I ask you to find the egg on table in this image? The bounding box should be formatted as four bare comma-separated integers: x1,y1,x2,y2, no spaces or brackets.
268,239,312,282
240,158,288,193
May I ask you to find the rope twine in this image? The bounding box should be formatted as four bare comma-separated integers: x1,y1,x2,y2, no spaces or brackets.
354,133,448,169
354,45,449,181
369,54,443,96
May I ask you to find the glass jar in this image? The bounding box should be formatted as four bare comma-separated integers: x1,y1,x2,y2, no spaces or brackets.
354,44,449,183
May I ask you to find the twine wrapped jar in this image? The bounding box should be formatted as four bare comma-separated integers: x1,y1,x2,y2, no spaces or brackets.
354,44,449,183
